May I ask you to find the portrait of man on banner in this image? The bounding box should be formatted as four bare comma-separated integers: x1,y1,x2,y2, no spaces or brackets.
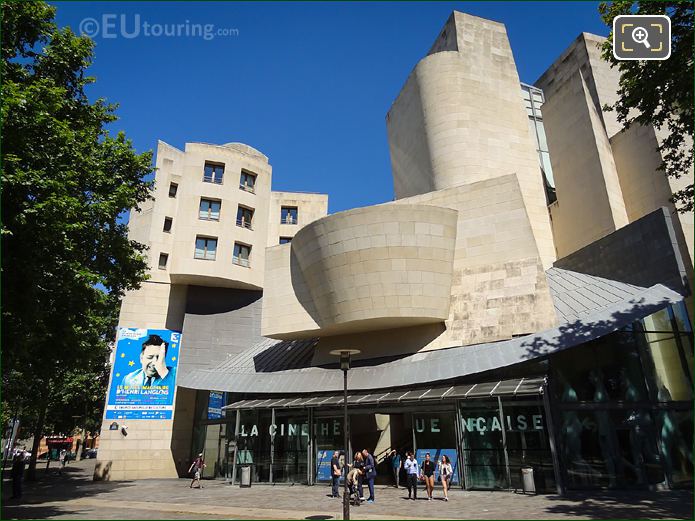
106,328,181,420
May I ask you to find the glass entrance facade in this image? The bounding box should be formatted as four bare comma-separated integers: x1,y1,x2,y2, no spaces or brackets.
189,303,692,492
549,304,693,489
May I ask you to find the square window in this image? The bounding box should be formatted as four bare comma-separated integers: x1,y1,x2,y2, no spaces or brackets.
199,198,221,221
279,237,292,245
194,236,217,260
203,162,224,184
163,217,173,233
169,183,178,198
240,170,257,193
158,253,169,269
236,205,254,229
281,206,298,224
233,242,251,267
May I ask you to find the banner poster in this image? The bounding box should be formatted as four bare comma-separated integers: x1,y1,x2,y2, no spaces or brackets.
207,391,225,420
105,328,181,420
415,448,460,484
316,449,344,482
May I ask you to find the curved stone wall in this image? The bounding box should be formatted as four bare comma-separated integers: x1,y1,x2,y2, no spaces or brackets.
386,14,557,269
287,203,458,336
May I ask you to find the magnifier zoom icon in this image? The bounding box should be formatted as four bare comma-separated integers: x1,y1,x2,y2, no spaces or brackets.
631,26,651,48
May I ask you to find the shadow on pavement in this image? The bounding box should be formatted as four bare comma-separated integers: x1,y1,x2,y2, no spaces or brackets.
2,460,134,520
541,490,694,519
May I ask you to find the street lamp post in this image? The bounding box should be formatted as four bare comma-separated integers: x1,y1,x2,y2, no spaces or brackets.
329,349,360,521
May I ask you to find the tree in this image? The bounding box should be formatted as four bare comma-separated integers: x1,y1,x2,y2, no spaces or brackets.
1,2,153,478
598,1,694,212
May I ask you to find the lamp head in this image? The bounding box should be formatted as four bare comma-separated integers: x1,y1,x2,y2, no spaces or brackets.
328,349,361,371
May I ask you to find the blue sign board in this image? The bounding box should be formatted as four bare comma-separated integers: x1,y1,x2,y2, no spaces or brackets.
316,449,344,482
105,328,181,420
207,391,225,420
414,448,459,485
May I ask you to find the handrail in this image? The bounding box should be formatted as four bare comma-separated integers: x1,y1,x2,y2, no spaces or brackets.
236,218,253,230
203,175,223,184
233,256,250,268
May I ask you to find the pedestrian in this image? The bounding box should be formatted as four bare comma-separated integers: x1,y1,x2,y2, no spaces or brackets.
188,453,206,489
438,455,453,501
361,448,377,503
421,452,436,500
330,450,341,498
404,451,419,500
11,450,26,499
390,449,401,488
59,449,67,475
352,451,365,500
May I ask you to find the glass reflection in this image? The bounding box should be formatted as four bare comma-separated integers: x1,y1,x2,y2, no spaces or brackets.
657,409,693,486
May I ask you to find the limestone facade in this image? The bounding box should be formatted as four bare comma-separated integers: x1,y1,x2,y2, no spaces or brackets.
96,140,327,480
536,33,693,301
264,175,558,356
386,12,557,269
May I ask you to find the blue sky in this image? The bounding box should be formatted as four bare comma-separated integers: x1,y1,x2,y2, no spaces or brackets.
53,1,608,214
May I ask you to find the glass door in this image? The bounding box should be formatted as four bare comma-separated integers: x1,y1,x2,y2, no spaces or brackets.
460,400,509,489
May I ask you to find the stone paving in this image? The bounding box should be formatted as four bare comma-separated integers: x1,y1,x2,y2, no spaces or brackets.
2,460,692,520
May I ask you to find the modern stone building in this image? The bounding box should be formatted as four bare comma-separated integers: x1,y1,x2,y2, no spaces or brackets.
96,12,693,492
95,141,328,480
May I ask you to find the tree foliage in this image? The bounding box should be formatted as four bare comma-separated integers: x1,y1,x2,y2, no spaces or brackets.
1,1,153,475
598,1,694,212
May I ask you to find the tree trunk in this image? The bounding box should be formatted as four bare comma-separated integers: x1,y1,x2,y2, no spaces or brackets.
26,404,47,481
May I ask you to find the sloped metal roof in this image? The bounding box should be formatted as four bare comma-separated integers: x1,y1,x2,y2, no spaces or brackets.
223,376,546,410
546,267,647,323
177,269,683,394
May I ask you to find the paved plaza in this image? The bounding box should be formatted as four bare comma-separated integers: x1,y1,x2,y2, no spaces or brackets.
2,460,693,520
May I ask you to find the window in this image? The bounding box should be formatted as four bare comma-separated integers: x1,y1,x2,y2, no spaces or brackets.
169,182,178,198
281,206,298,225
236,206,254,229
158,253,169,269
194,236,217,260
240,170,257,193
233,242,251,267
279,237,292,245
203,162,224,184
199,198,221,221
163,217,173,233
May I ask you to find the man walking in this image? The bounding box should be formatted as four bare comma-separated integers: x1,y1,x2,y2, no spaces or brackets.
330,450,341,498
404,451,419,500
362,448,377,503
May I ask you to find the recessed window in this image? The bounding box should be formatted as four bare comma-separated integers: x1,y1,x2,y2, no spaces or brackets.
279,237,292,245
233,242,251,268
236,206,254,230
158,253,169,269
199,198,221,221
239,170,257,193
194,236,217,260
168,182,178,198
281,206,298,225
163,217,173,233
203,162,224,184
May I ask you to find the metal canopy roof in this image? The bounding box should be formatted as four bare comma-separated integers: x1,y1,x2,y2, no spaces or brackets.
178,270,682,396
222,376,545,411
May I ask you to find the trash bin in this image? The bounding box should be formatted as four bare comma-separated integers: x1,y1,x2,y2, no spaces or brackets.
520,466,535,494
240,465,252,488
